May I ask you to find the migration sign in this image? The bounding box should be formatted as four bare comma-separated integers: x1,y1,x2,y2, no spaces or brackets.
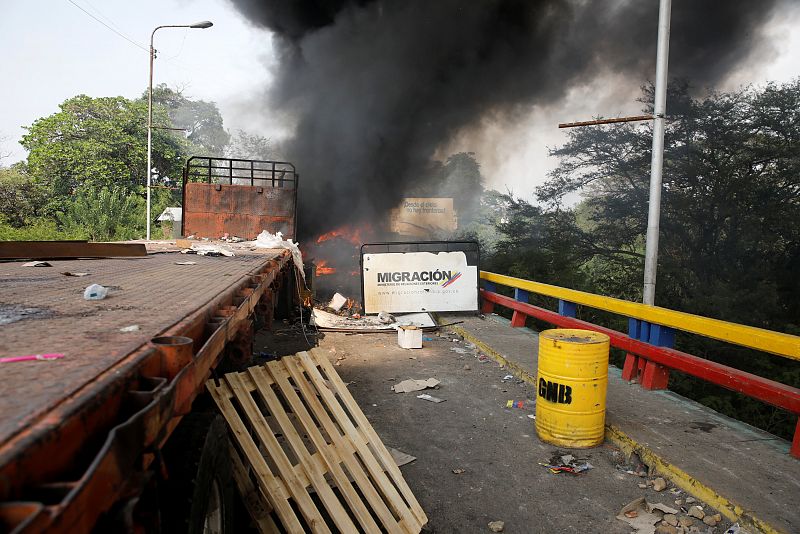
361,242,479,314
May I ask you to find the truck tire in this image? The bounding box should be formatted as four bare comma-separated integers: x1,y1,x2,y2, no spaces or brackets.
160,412,235,534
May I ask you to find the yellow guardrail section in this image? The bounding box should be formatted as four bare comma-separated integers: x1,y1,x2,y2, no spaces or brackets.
480,271,800,362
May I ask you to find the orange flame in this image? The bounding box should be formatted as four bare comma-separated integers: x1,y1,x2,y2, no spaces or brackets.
316,225,363,246
316,259,336,275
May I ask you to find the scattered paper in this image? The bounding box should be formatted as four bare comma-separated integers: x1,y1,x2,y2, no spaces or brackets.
61,271,89,277
416,394,445,403
452,468,466,474
392,378,440,393
119,325,140,332
174,261,196,265
23,261,51,267
450,347,469,354
617,498,679,534
388,447,417,467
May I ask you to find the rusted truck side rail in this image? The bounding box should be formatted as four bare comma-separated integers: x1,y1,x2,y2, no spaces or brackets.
0,250,293,533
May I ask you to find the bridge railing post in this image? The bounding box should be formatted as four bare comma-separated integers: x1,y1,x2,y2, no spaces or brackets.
622,318,674,390
558,299,577,318
511,288,529,327
481,281,496,314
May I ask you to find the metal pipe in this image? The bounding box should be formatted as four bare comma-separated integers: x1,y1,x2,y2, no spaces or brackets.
558,115,654,128
642,0,672,306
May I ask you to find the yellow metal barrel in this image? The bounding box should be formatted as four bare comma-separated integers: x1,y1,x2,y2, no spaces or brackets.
535,329,610,448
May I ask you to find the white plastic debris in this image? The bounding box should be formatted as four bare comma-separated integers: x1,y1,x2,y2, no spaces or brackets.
83,284,108,300
119,325,140,332
253,230,304,279
329,292,348,312
190,244,235,257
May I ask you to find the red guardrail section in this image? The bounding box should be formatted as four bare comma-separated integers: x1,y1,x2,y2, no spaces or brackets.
480,289,800,458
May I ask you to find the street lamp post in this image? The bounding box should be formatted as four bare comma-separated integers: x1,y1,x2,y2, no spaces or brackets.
146,21,213,241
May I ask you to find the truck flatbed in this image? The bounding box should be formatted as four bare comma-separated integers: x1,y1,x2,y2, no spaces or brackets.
0,246,293,532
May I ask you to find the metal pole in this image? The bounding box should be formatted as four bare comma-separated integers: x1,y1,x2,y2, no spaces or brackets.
146,30,156,241
145,22,212,241
643,0,672,306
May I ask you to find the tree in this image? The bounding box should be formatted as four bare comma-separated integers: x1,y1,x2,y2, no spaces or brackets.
540,80,800,328
58,185,144,241
150,85,230,156
21,95,189,202
225,129,276,160
531,79,800,439
0,165,48,227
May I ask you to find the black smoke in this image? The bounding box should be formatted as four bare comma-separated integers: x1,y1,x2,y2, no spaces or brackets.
228,0,781,238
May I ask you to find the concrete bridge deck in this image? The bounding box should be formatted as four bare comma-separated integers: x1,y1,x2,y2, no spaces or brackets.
438,312,800,534
257,312,799,533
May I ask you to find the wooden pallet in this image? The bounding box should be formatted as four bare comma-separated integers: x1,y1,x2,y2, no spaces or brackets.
206,349,428,533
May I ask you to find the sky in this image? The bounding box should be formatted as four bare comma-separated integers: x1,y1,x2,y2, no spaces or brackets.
1,0,798,199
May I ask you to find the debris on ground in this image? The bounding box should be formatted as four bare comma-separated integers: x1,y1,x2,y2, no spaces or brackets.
23,261,51,267
398,325,423,349
83,284,108,300
311,308,436,332
505,400,534,410
502,374,514,381
0,353,64,363
378,311,396,324
488,520,505,532
174,261,196,265
450,347,470,354
61,271,90,277
328,292,348,312
539,452,593,475
392,378,440,393
687,505,704,519
423,336,435,341
617,497,679,534
452,468,466,474
652,477,667,491
387,447,417,467
614,451,649,477
119,325,140,333
416,393,445,403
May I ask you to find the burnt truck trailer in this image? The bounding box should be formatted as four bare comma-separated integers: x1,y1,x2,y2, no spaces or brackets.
0,158,299,533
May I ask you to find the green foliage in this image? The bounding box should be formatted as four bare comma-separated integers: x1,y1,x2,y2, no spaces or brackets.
150,85,230,156
0,217,83,241
21,94,189,204
58,185,145,241
485,80,800,440
0,165,48,227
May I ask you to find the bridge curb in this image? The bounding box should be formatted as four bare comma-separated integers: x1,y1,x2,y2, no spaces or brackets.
443,320,782,534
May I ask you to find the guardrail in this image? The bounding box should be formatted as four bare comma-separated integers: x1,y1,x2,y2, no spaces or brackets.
479,271,800,458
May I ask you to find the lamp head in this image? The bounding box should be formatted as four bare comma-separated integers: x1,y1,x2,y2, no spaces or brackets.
190,21,213,29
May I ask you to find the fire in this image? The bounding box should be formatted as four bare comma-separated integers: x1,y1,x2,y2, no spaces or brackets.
316,259,336,275
316,225,364,246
